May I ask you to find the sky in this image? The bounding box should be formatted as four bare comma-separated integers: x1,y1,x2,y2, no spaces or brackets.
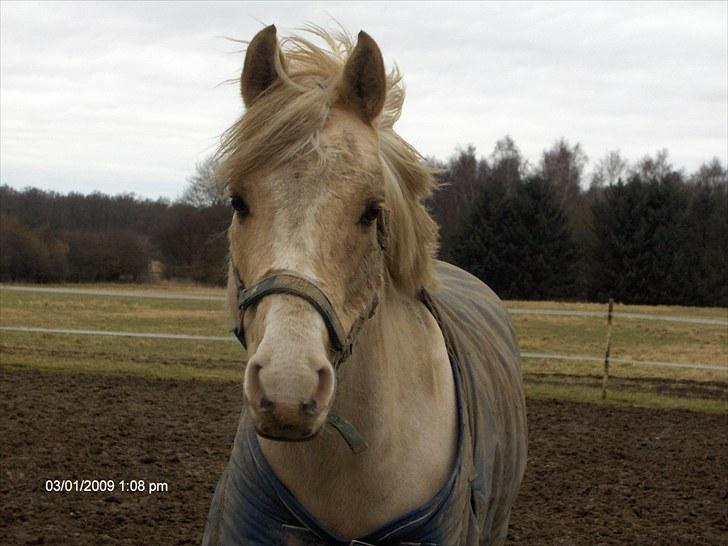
1,1,726,200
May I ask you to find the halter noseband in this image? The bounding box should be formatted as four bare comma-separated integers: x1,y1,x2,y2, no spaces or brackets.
233,269,378,370
232,267,379,454
231,210,388,453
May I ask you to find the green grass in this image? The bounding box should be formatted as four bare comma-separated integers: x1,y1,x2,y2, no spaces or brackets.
1,284,726,413
508,300,727,384
0,289,229,335
525,382,727,414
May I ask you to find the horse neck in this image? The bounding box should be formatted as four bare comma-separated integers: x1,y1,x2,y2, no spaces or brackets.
257,281,457,538
335,283,452,440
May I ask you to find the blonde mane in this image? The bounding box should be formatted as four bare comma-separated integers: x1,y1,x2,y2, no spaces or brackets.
218,25,440,293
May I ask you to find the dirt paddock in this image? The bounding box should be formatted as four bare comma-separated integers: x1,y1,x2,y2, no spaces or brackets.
1,367,726,545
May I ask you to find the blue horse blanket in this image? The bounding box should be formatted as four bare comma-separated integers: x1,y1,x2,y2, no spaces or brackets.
202,261,527,545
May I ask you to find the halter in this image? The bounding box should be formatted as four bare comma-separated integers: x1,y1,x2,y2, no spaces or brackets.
231,267,379,453
233,269,379,370
231,209,389,453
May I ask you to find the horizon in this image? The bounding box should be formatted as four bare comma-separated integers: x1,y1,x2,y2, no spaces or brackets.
0,142,723,203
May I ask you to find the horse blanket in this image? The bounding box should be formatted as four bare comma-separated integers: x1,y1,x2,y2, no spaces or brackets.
202,261,528,546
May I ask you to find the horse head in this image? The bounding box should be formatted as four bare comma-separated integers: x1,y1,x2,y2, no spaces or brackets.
220,25,438,441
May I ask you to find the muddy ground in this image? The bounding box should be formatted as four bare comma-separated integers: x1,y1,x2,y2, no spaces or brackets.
1,367,726,545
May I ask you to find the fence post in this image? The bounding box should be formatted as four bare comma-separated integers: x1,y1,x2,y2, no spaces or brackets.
601,298,614,400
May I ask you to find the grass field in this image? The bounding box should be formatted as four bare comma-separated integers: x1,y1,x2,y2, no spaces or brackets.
1,283,726,412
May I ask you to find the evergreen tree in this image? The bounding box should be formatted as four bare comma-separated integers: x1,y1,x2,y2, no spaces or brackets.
589,172,695,304
429,145,489,260
451,175,578,300
683,179,728,306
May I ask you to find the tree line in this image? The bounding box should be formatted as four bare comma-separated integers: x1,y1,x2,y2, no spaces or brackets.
1,140,725,306
0,183,230,284
430,139,726,307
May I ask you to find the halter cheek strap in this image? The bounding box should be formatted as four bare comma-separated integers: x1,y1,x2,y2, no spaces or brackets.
232,267,378,453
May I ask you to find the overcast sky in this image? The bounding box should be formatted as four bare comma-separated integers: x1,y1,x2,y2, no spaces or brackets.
1,1,726,200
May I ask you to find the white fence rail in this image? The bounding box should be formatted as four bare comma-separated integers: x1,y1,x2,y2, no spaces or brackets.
1,325,725,373
508,308,726,326
2,285,726,375
0,325,232,342
0,285,225,302
519,351,723,371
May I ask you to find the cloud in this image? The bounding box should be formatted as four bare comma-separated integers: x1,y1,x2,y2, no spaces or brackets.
1,1,725,198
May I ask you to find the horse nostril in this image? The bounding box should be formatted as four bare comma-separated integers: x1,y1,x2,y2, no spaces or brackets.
300,399,317,416
259,397,274,412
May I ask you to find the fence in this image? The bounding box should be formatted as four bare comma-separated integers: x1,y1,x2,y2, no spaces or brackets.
1,285,726,393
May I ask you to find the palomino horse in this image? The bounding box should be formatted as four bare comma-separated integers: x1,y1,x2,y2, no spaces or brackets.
203,25,527,546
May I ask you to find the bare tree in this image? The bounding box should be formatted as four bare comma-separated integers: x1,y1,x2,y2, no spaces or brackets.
690,157,727,186
630,149,676,181
590,150,628,188
488,135,529,195
429,145,488,256
490,135,525,168
540,138,588,211
447,145,487,204
539,139,590,295
181,155,226,207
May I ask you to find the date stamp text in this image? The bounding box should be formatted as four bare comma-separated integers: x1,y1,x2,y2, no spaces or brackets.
44,479,168,494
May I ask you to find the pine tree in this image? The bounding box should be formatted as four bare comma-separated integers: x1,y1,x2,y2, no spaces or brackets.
590,172,695,304
451,175,578,300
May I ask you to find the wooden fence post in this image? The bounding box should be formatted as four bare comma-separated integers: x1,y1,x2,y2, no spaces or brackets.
601,298,614,400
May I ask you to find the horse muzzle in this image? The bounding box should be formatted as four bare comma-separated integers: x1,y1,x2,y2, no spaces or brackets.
233,266,376,451
251,398,327,442
244,352,333,442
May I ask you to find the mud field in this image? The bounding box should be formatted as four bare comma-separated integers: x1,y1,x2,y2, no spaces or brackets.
1,367,726,546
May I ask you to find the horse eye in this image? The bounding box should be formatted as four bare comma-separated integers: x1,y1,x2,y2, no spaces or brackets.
359,202,381,226
230,194,249,217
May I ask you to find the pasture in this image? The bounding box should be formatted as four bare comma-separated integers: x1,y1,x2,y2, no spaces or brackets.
1,283,725,412
1,282,727,544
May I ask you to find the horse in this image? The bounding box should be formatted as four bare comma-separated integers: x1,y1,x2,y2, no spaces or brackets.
202,25,527,546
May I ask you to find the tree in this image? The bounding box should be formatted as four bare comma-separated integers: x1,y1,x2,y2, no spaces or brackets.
589,171,694,304
0,215,68,282
0,185,169,237
487,135,528,195
701,181,728,305
690,157,727,187
630,149,675,181
682,174,728,306
429,145,489,259
66,231,150,282
590,150,628,189
539,139,591,297
181,155,226,207
155,204,230,284
539,138,587,211
450,175,578,300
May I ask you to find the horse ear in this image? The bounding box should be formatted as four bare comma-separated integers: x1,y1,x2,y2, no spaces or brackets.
241,25,283,107
340,31,386,123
